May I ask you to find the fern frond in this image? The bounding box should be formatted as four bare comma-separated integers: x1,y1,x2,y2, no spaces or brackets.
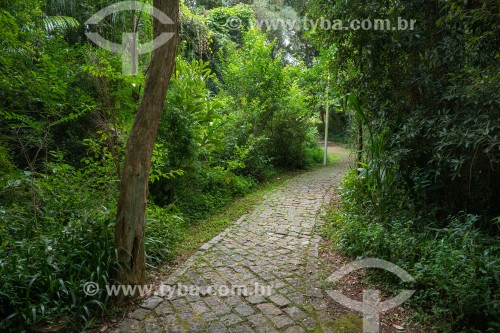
42,15,80,33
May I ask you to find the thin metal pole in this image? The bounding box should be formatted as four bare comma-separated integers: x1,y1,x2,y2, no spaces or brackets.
323,72,330,166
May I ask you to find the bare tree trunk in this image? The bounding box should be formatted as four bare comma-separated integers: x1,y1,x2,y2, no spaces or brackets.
357,123,363,163
357,41,364,164
114,0,179,296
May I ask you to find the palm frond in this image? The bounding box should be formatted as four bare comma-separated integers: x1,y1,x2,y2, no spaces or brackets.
42,15,80,33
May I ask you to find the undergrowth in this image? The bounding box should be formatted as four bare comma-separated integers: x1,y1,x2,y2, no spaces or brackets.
324,169,500,332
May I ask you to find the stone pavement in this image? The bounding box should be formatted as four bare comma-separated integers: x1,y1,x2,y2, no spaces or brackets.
112,154,350,333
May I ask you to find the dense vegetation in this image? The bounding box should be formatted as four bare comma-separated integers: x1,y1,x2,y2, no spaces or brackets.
0,0,498,332
312,0,499,332
0,1,327,331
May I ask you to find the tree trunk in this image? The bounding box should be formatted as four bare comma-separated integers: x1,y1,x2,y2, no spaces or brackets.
357,123,363,163
114,0,179,296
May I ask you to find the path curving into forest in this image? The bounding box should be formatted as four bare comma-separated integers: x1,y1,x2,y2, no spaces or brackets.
111,145,352,333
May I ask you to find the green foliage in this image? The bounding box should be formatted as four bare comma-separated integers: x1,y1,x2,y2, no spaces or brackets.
173,166,256,220
158,56,223,169
1,36,100,168
207,4,254,45
309,0,499,328
0,161,117,331
220,29,321,171
348,95,400,219
310,1,499,331
0,2,144,330
44,0,153,46
152,55,260,220
186,0,233,10
180,4,212,60
145,206,186,266
309,0,500,221
252,0,300,53
0,1,330,331
0,144,14,175
42,15,80,33
326,170,500,332
150,144,185,184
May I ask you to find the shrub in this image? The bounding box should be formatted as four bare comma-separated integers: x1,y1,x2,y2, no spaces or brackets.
325,169,500,332
145,206,186,266
0,163,116,332
220,29,322,171
171,166,256,220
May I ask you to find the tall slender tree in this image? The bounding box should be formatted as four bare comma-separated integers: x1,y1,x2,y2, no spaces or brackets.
114,0,180,294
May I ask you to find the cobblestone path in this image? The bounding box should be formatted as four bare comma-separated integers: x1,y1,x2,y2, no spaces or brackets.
113,150,351,333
